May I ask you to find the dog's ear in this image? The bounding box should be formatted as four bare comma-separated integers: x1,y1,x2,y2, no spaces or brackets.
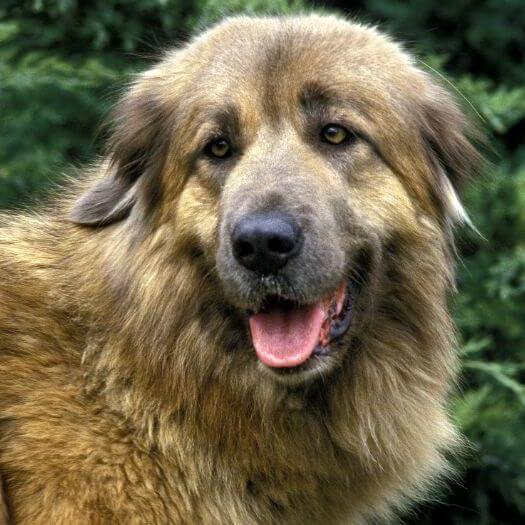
418,81,483,225
70,72,168,226
69,163,139,226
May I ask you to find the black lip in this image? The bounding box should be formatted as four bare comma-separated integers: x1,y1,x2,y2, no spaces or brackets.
328,284,353,340
312,281,353,357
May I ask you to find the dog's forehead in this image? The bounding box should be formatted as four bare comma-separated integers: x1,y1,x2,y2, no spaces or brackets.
179,16,426,129
196,18,414,89
202,17,400,64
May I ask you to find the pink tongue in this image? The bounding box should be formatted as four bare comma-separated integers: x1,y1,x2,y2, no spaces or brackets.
249,303,325,368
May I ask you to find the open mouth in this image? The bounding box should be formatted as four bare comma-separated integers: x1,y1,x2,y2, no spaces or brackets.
248,280,353,369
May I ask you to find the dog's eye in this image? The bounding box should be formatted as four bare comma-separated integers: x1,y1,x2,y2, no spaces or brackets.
321,124,350,145
205,138,232,159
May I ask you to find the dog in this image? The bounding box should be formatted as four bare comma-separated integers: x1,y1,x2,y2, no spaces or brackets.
0,14,481,524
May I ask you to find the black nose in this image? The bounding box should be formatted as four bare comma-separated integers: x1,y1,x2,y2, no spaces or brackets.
231,213,303,274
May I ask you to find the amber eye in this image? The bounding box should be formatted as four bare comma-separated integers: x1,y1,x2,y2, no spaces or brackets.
205,138,232,159
321,124,350,145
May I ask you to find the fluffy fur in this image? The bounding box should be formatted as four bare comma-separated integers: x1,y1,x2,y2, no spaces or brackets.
0,15,481,524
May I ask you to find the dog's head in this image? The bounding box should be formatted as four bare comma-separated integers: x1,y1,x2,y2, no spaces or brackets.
70,16,480,387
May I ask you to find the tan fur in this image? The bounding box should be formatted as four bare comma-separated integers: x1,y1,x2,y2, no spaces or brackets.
0,15,480,524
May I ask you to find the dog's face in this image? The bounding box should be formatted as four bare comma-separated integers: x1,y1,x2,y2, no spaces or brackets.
71,16,479,387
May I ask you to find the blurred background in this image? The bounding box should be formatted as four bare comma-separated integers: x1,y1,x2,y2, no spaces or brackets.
1,1,524,523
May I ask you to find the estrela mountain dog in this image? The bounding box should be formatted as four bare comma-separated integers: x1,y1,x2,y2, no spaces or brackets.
0,14,480,525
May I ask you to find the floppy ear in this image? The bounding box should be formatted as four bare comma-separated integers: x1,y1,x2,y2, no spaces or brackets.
70,73,167,226
69,165,138,226
418,81,483,225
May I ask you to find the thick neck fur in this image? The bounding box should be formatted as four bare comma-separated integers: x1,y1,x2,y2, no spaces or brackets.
0,204,459,521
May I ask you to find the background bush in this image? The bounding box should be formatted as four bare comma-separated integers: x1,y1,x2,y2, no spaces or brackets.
1,1,524,522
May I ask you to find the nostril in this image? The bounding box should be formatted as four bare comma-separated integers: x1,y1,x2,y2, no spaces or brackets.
236,240,255,258
267,235,294,255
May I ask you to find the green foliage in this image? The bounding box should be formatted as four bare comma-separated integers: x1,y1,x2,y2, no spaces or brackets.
191,0,307,26
358,0,525,86
1,1,524,523
0,46,120,206
0,0,307,207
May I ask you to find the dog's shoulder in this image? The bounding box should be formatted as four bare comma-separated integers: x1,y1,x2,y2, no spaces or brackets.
0,216,186,523
0,217,94,519
0,214,73,388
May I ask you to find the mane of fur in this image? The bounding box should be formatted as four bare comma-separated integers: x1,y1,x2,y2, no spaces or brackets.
0,195,460,523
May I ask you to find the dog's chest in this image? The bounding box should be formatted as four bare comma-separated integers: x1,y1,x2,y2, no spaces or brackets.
3,383,355,524
156,450,355,524
153,417,356,524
